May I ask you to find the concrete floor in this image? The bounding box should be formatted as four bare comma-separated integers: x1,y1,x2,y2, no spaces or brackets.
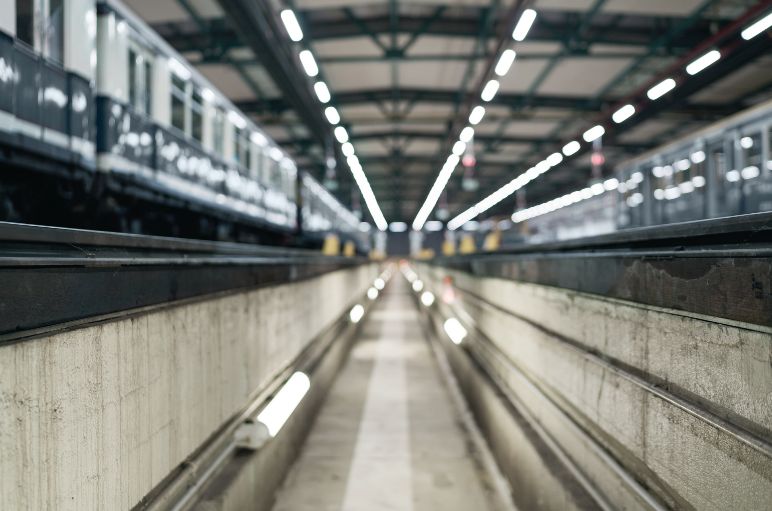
271,277,510,511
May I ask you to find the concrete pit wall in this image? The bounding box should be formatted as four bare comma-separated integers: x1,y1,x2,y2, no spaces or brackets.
0,264,376,510
418,263,772,511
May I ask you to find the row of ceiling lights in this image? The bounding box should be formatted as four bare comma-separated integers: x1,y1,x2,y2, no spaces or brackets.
411,8,539,232
280,8,389,231
411,6,772,233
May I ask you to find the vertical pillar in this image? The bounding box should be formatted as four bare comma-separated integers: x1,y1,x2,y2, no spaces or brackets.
706,143,719,219
96,13,129,101
374,231,387,255
151,58,170,125
409,230,423,257
641,166,654,227
65,0,96,80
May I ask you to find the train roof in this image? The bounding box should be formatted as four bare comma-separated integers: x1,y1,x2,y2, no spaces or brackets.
97,0,294,170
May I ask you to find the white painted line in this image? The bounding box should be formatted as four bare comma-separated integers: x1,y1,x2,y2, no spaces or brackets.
341,297,413,511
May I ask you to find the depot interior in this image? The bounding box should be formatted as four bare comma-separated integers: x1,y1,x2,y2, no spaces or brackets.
0,1,770,510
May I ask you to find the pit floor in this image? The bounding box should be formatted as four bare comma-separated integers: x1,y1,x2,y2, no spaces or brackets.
271,276,512,511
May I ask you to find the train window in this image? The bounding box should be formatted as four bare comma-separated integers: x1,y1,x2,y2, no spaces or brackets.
232,127,250,169
128,41,152,115
171,74,187,134
740,132,762,180
16,0,34,47
213,108,225,156
46,0,64,64
710,146,726,182
15,0,64,62
128,49,138,109
233,128,242,165
191,89,203,143
242,135,251,171
128,47,153,115
143,60,152,114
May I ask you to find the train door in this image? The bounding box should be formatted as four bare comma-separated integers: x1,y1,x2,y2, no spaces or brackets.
706,139,731,218
739,125,772,214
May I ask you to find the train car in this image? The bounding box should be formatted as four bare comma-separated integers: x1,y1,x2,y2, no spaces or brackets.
95,0,297,235
300,172,370,252
617,98,772,228
502,99,772,244
0,0,97,173
0,0,370,251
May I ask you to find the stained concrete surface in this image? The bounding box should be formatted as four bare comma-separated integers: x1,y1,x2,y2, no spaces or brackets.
417,264,772,510
271,277,509,511
0,265,376,511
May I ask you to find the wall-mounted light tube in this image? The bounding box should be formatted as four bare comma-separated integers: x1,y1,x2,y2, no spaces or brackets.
256,372,310,437
443,318,467,345
349,304,365,323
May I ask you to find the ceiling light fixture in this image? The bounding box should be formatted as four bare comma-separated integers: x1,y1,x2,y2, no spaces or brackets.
459,127,474,143
313,81,331,103
612,104,636,123
412,155,460,231
741,11,772,40
481,80,500,102
685,50,721,75
647,78,676,100
562,140,580,156
469,106,486,125
334,126,349,143
495,49,517,76
280,9,303,42
582,125,605,142
546,152,563,167
324,106,340,124
512,9,537,42
298,50,319,77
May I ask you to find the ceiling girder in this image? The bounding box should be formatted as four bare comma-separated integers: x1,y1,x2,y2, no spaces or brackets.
234,89,739,120
151,9,716,55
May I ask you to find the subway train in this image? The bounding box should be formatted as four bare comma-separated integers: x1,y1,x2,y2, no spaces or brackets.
505,98,772,244
0,0,367,249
